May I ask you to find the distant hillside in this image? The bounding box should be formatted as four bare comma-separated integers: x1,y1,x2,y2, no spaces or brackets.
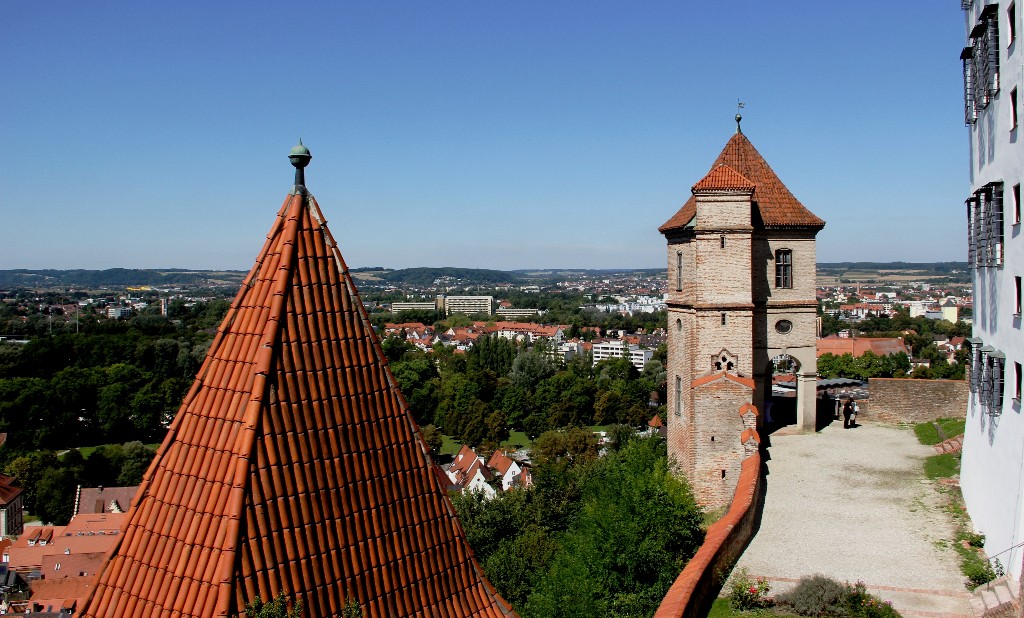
370,267,522,286
0,269,246,288
817,262,968,273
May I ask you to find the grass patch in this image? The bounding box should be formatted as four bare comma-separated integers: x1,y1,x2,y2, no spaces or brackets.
914,418,966,445
500,431,531,451
936,485,1000,588
440,434,462,456
924,453,961,479
709,598,741,618
72,443,162,459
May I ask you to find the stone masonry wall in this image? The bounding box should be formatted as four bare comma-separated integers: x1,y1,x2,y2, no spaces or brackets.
654,445,763,618
692,379,751,507
861,378,969,423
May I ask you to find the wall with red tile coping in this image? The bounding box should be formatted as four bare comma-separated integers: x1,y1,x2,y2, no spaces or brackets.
653,446,762,618
860,378,968,424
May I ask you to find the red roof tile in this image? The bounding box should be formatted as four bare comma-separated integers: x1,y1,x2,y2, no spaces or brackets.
816,336,909,358
660,132,825,232
486,450,515,476
80,169,515,617
691,164,755,193
0,474,23,505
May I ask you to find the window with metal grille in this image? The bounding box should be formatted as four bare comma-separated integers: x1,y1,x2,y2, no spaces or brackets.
991,182,1005,267
967,196,977,266
981,349,993,407
991,353,1005,412
978,187,990,267
969,338,982,393
972,183,1005,268
962,46,977,125
971,5,1001,112
775,249,793,288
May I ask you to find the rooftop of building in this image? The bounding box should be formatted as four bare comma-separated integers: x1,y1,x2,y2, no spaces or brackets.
79,144,515,618
660,128,825,233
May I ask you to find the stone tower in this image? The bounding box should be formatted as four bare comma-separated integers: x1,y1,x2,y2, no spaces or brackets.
659,122,824,508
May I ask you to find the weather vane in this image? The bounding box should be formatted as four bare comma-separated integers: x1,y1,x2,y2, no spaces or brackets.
735,99,745,134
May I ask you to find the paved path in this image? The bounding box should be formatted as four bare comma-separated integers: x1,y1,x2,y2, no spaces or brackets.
732,421,975,618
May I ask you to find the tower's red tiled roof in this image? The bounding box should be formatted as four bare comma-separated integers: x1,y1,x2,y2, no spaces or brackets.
691,164,755,193
660,132,825,233
80,162,515,617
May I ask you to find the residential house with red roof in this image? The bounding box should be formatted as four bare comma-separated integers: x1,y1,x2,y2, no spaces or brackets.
0,474,24,537
486,450,527,492
446,446,496,499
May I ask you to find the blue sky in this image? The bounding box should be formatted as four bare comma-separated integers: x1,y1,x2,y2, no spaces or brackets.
1,2,967,271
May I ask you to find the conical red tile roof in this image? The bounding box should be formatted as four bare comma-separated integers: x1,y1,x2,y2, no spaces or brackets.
80,170,515,617
659,132,825,232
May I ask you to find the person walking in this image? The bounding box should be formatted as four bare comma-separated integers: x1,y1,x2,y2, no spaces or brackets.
842,398,854,429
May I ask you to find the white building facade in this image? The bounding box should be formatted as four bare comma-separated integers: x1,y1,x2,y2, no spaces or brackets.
959,0,1024,580
591,339,653,370
443,296,494,316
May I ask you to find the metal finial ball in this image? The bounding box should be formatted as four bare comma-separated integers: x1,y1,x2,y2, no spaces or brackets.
288,140,312,169
735,113,742,124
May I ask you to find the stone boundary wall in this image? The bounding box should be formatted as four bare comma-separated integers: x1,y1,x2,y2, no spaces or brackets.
653,447,763,618
861,378,968,424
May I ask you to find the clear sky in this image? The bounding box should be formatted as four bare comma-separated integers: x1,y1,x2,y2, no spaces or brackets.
1,2,968,271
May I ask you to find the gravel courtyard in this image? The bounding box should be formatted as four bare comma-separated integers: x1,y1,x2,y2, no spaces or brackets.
732,421,974,618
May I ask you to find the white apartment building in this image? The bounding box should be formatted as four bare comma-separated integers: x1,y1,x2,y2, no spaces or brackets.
959,0,1024,580
591,339,653,371
391,301,438,313
443,296,493,316
495,307,541,318
107,307,132,319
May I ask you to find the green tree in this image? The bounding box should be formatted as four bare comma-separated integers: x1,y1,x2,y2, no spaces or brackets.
510,348,556,392
420,424,443,458
36,465,78,525
117,441,156,486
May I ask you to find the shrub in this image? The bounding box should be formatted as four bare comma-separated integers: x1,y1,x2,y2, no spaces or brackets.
847,581,901,618
962,555,997,588
777,576,903,618
776,574,849,616
730,567,772,611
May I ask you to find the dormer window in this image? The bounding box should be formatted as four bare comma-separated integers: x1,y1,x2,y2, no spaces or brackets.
775,249,793,288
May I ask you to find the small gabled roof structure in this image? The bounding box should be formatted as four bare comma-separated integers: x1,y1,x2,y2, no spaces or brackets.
660,131,825,233
80,145,514,618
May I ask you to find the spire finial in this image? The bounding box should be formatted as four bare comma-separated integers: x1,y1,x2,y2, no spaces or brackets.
735,100,745,134
288,139,312,190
